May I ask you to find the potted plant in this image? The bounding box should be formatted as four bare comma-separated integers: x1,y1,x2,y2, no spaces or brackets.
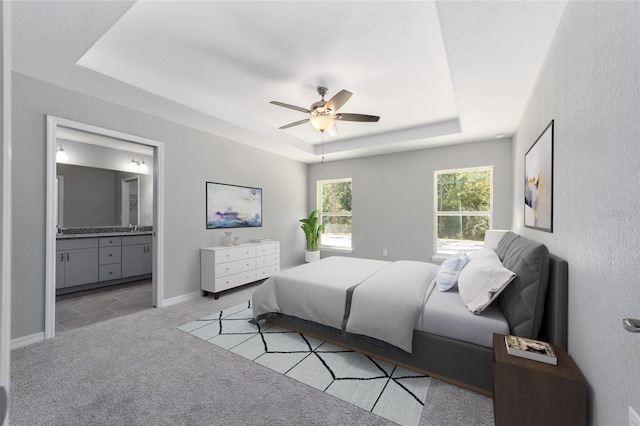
300,210,325,262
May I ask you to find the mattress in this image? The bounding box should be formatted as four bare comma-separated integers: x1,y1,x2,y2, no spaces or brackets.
416,281,509,348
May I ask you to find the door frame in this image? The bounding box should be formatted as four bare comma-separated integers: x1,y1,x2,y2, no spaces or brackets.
45,116,165,340
121,175,139,226
1,1,12,422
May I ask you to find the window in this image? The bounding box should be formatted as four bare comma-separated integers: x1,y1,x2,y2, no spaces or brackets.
318,178,352,250
434,167,493,256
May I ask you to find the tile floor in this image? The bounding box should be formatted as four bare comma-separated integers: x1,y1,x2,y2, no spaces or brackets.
55,279,153,333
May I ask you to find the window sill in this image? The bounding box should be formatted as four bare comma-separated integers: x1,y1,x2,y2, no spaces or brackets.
320,246,353,254
431,255,448,264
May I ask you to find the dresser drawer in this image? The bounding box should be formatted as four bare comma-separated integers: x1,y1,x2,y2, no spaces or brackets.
256,242,280,256
99,246,121,265
256,264,280,280
215,245,256,264
215,270,257,292
99,263,122,281
214,258,256,278
256,253,279,268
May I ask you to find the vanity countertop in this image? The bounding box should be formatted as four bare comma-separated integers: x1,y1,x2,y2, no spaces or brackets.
56,231,153,240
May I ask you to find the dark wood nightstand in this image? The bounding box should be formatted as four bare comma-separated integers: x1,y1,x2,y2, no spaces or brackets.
492,333,587,426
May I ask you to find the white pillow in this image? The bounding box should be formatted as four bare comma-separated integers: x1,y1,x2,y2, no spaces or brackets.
436,252,468,291
457,248,516,314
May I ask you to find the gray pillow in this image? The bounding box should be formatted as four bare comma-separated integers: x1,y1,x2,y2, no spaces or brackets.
496,232,550,339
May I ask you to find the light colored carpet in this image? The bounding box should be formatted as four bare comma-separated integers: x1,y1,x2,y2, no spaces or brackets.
179,302,430,425
10,284,495,425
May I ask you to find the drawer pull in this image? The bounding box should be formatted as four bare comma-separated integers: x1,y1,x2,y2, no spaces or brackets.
109,254,113,257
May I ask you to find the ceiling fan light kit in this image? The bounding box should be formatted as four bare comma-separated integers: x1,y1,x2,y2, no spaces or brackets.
309,114,336,132
271,86,380,133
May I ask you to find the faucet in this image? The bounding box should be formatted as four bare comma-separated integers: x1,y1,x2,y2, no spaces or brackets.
129,224,138,232
56,225,62,235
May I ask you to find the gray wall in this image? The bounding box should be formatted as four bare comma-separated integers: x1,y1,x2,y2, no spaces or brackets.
511,2,640,424
309,138,513,262
12,72,307,339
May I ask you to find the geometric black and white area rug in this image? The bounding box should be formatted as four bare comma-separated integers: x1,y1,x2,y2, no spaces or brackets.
178,301,431,426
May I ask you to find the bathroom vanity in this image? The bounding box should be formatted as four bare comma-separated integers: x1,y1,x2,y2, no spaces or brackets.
56,227,153,294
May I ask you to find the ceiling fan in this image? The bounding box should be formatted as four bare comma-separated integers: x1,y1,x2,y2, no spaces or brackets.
270,87,380,133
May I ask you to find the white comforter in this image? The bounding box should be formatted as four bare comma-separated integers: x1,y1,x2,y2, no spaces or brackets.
252,256,438,353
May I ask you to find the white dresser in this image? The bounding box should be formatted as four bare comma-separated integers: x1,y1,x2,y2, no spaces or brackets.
200,241,280,298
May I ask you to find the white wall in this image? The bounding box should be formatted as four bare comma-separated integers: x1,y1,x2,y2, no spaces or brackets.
11,72,307,340
512,2,640,424
309,138,513,262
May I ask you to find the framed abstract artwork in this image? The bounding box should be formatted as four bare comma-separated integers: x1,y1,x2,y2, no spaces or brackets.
206,182,262,229
524,120,554,232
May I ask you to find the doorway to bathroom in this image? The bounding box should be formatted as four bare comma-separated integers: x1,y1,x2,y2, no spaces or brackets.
45,116,165,340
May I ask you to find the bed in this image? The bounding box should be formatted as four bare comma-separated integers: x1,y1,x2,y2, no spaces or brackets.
251,232,568,395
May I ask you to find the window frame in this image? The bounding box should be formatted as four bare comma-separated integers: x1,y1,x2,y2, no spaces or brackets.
433,166,494,258
317,178,353,252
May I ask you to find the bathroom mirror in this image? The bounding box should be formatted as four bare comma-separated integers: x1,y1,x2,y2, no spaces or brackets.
54,129,154,228
56,164,152,227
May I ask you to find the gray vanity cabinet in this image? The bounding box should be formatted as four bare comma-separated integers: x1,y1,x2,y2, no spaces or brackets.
121,235,153,278
56,238,99,288
99,237,122,281
56,234,152,293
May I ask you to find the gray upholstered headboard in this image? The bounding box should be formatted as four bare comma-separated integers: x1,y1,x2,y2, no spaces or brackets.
537,254,569,348
495,232,568,348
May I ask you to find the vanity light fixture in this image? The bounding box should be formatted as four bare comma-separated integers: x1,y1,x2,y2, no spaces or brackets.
129,157,139,171
56,145,68,162
129,157,148,173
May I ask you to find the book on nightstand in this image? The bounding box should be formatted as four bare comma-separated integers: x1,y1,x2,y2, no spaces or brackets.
505,335,557,365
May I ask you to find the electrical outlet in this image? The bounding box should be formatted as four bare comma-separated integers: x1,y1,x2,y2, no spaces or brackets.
382,249,388,257
630,406,640,426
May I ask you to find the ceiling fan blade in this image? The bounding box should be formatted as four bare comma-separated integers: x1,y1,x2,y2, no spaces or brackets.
270,101,311,114
325,89,352,112
337,113,380,122
278,118,309,129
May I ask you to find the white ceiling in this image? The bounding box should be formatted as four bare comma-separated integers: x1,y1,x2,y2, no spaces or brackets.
11,1,567,164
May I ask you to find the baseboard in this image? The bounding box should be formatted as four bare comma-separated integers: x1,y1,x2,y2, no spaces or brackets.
162,290,201,307
11,332,45,350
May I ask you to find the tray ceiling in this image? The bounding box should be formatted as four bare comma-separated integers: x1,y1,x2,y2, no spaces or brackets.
12,1,567,163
